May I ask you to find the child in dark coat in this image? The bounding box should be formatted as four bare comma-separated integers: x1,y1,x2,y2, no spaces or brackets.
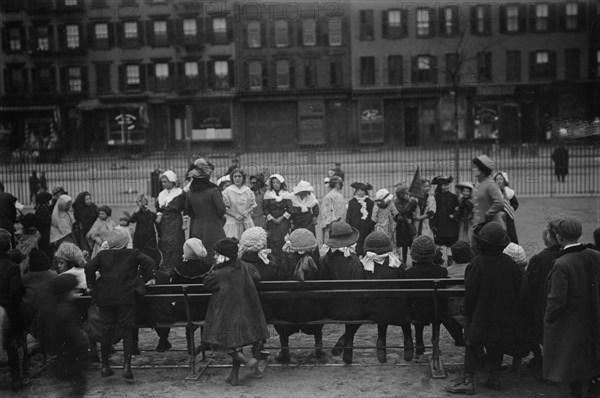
130,194,161,266
201,237,270,386
404,236,448,356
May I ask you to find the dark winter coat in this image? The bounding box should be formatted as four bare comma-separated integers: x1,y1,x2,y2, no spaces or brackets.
345,197,374,255
543,245,600,383
551,146,569,176
275,249,325,336
404,261,448,323
290,203,319,235
130,206,160,265
394,197,417,247
201,258,270,349
241,251,279,321
34,204,53,258
20,269,58,331
320,251,366,320
171,258,212,321
84,248,155,306
186,179,226,259
156,190,186,273
463,253,521,345
72,192,98,239
0,255,24,336
432,191,459,246
525,245,560,344
0,191,17,237
364,259,411,325
135,270,176,326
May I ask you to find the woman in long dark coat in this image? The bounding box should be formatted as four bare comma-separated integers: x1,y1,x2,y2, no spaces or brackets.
346,182,374,257
202,238,270,386
72,191,98,254
362,231,413,363
275,228,325,363
130,194,161,266
523,221,560,369
431,176,459,260
494,172,519,244
155,170,186,276
263,174,291,265
394,186,417,264
186,159,226,260
321,221,365,364
447,222,521,395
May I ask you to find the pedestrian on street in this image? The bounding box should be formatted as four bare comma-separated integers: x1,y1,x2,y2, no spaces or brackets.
249,174,267,229
34,191,53,259
29,170,41,205
551,144,569,183
543,218,600,398
72,191,98,254
130,194,161,266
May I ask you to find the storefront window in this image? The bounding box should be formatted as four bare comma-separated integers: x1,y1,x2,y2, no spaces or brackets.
359,99,383,143
190,103,232,141
473,104,499,141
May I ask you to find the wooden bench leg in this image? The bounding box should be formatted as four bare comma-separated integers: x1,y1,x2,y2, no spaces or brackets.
429,321,446,379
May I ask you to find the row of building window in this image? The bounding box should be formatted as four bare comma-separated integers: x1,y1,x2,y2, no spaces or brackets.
359,50,586,86
244,18,343,48
3,17,233,53
362,2,584,40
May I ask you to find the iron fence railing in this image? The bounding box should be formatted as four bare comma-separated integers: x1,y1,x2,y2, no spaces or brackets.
1,143,598,206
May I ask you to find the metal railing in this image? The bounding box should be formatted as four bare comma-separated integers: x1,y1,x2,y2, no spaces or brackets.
1,142,598,206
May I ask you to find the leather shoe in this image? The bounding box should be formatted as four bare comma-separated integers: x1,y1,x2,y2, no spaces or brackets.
446,374,474,395
331,335,347,357
376,338,386,363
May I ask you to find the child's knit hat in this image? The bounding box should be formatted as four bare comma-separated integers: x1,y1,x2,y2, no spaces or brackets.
363,231,393,255
240,227,267,253
285,228,317,252
503,242,527,266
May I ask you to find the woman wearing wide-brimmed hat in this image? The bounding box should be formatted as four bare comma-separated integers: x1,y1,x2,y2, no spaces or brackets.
276,228,326,363
362,231,413,363
371,188,398,246
186,159,226,261
263,174,291,265
321,221,365,364
455,182,475,242
447,222,521,395
346,182,374,256
289,180,319,235
155,170,186,275
493,171,519,244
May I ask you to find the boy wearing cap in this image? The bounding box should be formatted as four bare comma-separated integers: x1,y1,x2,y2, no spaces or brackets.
85,228,156,380
0,228,25,391
543,218,600,398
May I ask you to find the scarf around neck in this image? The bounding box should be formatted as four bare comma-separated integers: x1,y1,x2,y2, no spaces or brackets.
157,187,183,208
361,251,402,273
290,192,318,212
264,189,289,202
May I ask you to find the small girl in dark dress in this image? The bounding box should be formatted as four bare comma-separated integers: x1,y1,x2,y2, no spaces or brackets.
201,238,270,386
345,182,375,257
394,186,418,265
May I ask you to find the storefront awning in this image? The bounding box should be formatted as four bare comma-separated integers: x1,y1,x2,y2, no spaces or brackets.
77,99,145,111
0,105,57,112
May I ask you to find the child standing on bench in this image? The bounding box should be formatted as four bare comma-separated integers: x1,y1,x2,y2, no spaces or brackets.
202,237,270,386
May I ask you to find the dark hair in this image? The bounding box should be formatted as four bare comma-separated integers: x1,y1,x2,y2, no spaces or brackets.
98,205,112,217
328,178,343,190
269,178,287,192
230,168,247,185
494,173,509,187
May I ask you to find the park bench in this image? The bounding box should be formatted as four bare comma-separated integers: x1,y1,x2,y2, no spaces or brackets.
74,278,465,380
